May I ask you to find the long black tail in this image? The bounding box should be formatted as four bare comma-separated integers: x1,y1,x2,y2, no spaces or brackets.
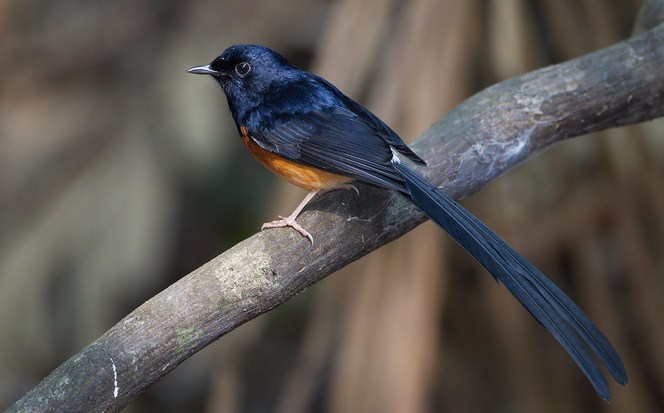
392,161,627,400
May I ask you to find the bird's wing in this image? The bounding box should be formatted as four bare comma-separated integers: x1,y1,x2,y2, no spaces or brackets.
314,76,427,166
248,106,407,192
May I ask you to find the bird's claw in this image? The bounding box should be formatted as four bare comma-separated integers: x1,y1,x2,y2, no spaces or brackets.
261,217,314,244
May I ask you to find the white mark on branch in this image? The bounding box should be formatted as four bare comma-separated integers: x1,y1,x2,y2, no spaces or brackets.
503,132,529,160
514,93,544,115
625,43,645,64
110,358,119,398
346,216,370,222
467,127,531,168
565,81,579,92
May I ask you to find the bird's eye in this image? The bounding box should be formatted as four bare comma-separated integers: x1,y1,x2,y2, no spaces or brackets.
235,62,251,77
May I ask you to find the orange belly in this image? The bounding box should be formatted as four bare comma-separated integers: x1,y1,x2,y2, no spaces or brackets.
240,126,351,191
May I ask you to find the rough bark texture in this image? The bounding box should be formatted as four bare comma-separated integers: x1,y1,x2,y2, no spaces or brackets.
7,18,664,413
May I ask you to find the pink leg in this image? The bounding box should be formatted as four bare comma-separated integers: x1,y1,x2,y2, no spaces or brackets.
261,184,360,244
262,190,319,243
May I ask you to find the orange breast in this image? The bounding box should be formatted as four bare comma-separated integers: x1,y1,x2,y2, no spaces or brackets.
240,126,351,191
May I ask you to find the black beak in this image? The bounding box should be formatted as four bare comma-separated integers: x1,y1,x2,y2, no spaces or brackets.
187,64,219,75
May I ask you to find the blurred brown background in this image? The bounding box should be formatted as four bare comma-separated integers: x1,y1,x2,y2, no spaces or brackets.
1,0,663,412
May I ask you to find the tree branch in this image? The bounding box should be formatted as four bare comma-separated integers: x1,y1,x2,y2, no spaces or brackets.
634,0,664,34
8,18,664,413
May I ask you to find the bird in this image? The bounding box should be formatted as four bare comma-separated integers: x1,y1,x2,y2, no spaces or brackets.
187,44,627,400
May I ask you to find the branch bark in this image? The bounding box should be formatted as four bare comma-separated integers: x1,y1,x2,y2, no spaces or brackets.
8,18,664,413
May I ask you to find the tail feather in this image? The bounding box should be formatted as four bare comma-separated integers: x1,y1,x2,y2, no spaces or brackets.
392,161,627,400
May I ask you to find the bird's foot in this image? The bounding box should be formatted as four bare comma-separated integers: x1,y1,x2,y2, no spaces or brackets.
259,186,357,244
262,215,314,244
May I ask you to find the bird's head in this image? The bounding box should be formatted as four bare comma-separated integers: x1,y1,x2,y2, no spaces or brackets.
188,44,297,115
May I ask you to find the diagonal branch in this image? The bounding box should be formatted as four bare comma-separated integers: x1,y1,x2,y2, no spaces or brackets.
7,20,664,413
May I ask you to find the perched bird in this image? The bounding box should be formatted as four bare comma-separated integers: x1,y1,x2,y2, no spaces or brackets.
188,44,627,400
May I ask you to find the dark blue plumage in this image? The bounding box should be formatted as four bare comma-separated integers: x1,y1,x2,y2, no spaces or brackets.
393,162,627,398
188,44,627,400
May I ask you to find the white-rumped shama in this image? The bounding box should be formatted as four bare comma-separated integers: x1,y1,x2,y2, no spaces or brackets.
188,44,627,400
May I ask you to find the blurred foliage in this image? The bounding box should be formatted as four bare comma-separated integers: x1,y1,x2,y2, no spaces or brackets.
1,0,663,412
